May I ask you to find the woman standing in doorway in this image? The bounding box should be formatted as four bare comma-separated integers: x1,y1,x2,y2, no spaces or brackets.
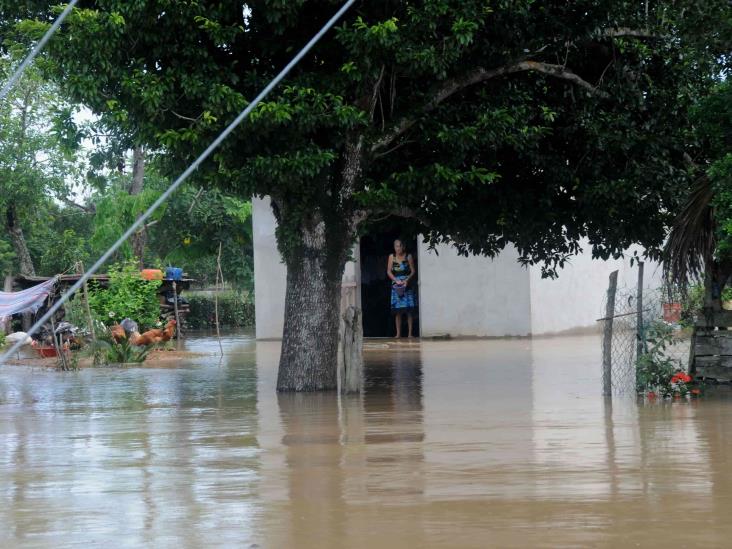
387,239,417,338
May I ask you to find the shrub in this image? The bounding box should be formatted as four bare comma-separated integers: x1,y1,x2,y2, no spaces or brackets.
637,321,693,397
0,331,6,348
86,333,154,366
87,261,162,330
186,291,254,329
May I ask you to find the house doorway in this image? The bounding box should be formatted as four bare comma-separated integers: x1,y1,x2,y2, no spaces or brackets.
359,222,420,338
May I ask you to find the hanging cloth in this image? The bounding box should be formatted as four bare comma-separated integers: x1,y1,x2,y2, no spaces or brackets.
0,278,58,317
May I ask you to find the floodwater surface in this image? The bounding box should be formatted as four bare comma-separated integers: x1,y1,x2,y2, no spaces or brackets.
1,333,732,548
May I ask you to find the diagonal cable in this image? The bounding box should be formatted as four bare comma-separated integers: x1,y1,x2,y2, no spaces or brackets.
0,0,80,102
1,0,357,363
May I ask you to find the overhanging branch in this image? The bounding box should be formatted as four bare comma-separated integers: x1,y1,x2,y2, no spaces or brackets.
600,27,660,39
371,61,608,153
59,196,95,214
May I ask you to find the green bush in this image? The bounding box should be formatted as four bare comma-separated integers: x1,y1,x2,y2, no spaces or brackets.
186,291,254,329
87,261,162,330
636,321,690,397
0,331,6,348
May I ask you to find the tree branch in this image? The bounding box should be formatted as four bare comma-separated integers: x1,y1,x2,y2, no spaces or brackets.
371,61,608,153
59,196,95,214
367,207,430,227
600,27,660,39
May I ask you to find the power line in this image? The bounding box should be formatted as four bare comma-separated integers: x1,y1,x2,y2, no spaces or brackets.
0,0,80,102
1,0,357,363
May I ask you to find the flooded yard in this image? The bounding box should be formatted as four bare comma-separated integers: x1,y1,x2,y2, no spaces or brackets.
1,333,732,547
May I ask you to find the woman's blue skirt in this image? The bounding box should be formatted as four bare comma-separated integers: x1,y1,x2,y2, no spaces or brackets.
391,275,417,314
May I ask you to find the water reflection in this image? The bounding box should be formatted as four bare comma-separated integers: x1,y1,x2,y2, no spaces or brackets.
2,334,732,546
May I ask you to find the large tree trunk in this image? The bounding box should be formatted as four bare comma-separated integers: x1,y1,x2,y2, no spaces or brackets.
276,134,364,392
6,203,35,277
6,204,35,331
277,222,350,392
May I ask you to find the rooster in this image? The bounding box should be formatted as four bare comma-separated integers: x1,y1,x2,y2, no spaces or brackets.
130,319,177,347
110,318,140,344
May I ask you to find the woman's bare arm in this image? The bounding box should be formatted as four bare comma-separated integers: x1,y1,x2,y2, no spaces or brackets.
406,254,416,284
386,254,396,282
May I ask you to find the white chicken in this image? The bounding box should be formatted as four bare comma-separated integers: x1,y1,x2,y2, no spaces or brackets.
5,332,32,346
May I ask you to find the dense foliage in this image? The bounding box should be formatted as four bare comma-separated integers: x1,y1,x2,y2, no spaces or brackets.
0,57,85,276
700,82,732,262
186,291,255,329
86,261,161,329
23,1,729,275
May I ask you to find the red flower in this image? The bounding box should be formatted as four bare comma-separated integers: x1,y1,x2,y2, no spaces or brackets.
647,391,657,399
671,372,692,384
691,388,701,395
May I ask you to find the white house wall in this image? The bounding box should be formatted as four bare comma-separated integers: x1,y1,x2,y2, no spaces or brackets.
253,197,359,339
253,196,659,339
252,197,287,339
417,242,532,337
528,242,663,335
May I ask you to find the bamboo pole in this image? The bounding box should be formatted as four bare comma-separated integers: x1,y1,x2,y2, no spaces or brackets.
602,270,619,396
77,262,95,341
214,242,224,356
49,314,68,371
172,281,182,349
636,262,644,362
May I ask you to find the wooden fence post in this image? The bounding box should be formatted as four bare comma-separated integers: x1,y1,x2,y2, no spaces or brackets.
172,281,182,349
636,262,644,362
339,305,363,394
214,242,224,356
77,262,95,341
2,275,13,333
603,270,619,396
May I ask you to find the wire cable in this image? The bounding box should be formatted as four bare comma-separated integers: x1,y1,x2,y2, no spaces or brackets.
0,0,357,363
0,0,80,102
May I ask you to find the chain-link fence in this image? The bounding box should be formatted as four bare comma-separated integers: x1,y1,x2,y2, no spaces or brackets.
601,283,691,395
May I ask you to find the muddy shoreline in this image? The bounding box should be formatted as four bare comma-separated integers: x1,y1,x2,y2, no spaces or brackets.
5,349,206,369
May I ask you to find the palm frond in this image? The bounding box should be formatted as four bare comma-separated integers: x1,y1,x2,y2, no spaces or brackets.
663,175,715,288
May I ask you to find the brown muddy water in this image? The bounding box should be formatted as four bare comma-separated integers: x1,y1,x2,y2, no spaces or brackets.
2,333,732,548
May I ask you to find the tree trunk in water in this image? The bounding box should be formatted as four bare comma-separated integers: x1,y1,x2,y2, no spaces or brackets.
6,204,35,277
129,146,147,268
277,226,348,392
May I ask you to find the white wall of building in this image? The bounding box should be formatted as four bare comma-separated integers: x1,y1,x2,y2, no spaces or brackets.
528,242,663,335
253,197,360,339
417,242,532,337
252,197,287,339
253,197,659,339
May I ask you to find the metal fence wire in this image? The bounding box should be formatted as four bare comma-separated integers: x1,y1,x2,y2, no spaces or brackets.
601,286,691,395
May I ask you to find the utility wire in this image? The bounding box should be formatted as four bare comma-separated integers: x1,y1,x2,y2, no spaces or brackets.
0,0,80,102
0,0,357,363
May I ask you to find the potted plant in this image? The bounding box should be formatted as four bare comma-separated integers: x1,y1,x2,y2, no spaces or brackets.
637,321,699,398
662,287,683,323
722,287,732,310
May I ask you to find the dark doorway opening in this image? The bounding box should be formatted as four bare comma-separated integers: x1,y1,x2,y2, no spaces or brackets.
359,221,420,338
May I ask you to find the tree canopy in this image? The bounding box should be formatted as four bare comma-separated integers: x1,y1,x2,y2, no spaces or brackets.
23,0,729,274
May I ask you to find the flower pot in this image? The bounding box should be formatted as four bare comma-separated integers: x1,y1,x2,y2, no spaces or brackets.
36,346,57,358
662,302,682,323
723,300,732,311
